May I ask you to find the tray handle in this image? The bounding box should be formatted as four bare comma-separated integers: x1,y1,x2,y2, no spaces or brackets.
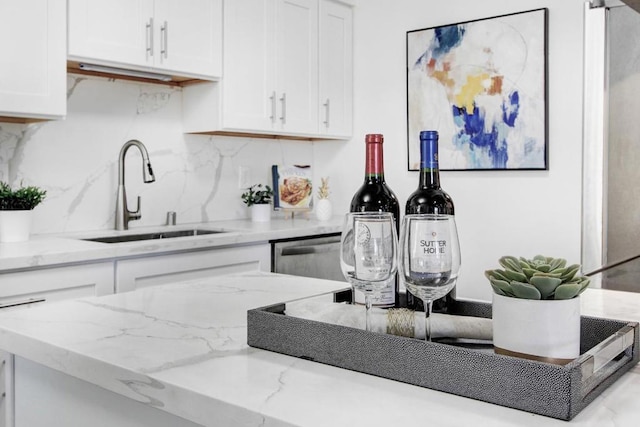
580,324,635,379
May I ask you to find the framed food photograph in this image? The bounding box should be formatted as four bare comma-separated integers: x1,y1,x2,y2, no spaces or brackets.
406,8,548,171
271,164,313,211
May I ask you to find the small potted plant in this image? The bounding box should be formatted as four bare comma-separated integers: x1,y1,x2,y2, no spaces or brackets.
0,181,47,242
241,184,273,222
314,177,332,221
486,255,590,364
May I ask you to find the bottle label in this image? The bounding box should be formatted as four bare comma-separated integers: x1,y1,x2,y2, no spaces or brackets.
353,217,396,308
353,277,395,307
410,220,451,273
354,219,393,282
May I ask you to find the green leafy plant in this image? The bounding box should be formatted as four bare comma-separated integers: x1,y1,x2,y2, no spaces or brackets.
485,255,590,300
241,184,273,207
0,181,47,210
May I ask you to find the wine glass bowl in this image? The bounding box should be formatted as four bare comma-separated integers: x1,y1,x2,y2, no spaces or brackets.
399,214,461,340
340,212,398,331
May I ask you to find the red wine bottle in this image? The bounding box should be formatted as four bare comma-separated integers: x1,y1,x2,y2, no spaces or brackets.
405,130,455,312
350,133,400,308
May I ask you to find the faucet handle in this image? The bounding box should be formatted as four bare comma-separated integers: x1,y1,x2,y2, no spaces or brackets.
129,196,142,221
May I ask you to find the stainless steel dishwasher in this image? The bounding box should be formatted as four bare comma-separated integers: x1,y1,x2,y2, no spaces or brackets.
271,233,346,282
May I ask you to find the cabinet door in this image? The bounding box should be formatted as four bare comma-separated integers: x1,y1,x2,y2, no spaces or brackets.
221,0,277,132
153,0,222,79
115,245,270,293
68,0,153,69
0,0,65,121
275,0,319,134
319,0,353,137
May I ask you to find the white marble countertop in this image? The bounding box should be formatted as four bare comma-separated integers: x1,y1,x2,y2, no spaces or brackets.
0,272,639,426
0,217,343,271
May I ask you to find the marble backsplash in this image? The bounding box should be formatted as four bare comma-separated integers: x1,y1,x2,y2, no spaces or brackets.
0,75,321,235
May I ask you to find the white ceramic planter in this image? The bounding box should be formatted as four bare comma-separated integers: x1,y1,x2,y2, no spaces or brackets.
314,198,332,221
0,210,33,242
492,293,581,364
250,204,271,223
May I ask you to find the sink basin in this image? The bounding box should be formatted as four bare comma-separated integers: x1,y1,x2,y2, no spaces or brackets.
82,229,226,244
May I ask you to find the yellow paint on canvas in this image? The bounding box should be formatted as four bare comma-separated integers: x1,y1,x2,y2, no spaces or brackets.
455,73,490,113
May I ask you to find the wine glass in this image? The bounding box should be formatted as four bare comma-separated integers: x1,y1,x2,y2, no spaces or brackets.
340,212,398,331
399,214,461,341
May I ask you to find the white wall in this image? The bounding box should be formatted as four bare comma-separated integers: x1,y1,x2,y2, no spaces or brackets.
318,0,586,300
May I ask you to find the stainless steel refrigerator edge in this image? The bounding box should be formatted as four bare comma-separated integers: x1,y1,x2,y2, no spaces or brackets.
583,0,640,286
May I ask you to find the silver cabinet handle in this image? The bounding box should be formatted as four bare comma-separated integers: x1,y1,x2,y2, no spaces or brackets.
146,18,154,58
269,91,277,123
280,242,341,256
323,98,330,128
280,93,287,124
160,21,168,59
0,298,46,310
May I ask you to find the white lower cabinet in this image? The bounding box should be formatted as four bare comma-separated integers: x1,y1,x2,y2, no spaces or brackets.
115,244,271,293
0,262,114,427
0,262,114,306
0,351,9,427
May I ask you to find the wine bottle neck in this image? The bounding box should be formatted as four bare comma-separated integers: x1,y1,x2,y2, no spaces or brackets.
365,141,385,181
419,169,441,188
419,136,441,188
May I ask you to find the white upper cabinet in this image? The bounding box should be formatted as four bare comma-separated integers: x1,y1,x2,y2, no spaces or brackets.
0,0,66,122
183,0,353,139
218,0,277,132
319,0,353,138
68,0,222,80
275,0,319,134
153,0,222,78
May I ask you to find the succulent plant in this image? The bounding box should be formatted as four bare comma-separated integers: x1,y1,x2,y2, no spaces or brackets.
485,255,590,300
317,177,330,200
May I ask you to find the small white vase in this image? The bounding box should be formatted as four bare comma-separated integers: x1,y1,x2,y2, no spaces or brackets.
492,293,581,364
0,210,33,243
251,204,271,223
315,198,332,221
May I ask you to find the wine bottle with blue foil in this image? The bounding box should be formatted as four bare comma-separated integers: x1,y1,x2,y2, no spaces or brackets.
350,133,400,308
405,130,455,312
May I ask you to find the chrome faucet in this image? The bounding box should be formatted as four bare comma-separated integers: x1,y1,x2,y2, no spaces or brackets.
115,139,155,230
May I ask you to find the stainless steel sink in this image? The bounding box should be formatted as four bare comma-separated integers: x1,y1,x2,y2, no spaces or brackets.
82,229,226,244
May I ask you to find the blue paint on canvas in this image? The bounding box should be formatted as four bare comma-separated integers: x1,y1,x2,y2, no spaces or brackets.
414,25,466,68
451,92,522,169
502,91,520,127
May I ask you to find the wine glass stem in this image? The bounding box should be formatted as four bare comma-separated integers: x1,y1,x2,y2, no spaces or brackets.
365,294,372,331
424,299,434,341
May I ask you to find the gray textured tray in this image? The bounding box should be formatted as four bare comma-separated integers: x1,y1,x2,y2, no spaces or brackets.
247,290,639,421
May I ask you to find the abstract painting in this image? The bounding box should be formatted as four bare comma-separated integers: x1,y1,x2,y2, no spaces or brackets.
406,9,548,170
